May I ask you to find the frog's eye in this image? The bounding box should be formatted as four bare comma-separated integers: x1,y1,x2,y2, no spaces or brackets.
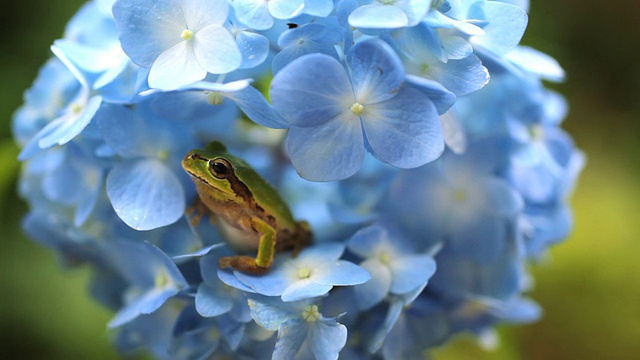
209,158,232,179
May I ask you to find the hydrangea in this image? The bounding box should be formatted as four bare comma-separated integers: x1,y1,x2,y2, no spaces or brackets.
13,0,583,359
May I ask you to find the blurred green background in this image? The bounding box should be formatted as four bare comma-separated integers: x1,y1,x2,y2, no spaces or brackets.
1,1,638,359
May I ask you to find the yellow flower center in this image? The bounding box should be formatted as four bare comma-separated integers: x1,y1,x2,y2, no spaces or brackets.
350,102,365,116
181,29,194,41
301,305,321,322
298,267,312,279
206,91,224,105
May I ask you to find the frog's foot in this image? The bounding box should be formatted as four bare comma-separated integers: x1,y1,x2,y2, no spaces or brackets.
219,256,270,275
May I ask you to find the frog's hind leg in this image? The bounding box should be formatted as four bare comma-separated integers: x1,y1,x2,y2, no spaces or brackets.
219,217,276,275
291,221,313,257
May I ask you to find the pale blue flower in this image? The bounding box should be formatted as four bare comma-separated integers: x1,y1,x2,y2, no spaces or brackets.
271,39,444,181
113,0,242,89
229,243,370,302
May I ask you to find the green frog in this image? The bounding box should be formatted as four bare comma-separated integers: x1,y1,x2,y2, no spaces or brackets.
182,141,312,275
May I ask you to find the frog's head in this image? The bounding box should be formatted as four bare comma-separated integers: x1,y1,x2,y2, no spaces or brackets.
182,141,239,197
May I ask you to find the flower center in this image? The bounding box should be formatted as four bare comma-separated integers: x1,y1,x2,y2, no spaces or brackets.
301,305,321,322
155,271,170,288
378,251,391,265
453,189,467,202
528,124,544,141
181,29,194,41
70,103,84,114
298,267,312,279
206,91,224,105
350,102,365,116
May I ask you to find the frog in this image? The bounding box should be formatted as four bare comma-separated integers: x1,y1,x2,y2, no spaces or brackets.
181,141,312,275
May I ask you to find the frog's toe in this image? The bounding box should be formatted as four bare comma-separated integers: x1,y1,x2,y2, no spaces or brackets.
219,256,270,275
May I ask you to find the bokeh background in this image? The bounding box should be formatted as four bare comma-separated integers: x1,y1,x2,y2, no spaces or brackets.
1,1,638,359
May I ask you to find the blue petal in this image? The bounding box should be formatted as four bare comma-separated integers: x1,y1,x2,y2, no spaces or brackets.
348,4,409,29
195,283,233,317
248,297,302,331
309,320,348,360
106,159,185,230
363,87,444,168
506,46,565,82
347,225,384,258
349,39,405,104
273,319,308,359
405,76,457,115
38,95,102,149
233,0,273,30
481,178,524,217
468,1,528,56
368,298,403,353
236,31,270,69
234,266,291,296
109,287,179,328
287,119,365,182
268,0,304,19
192,25,242,74
281,279,333,302
448,214,506,264
428,54,490,95
112,0,185,67
224,86,289,128
313,260,370,286
94,104,150,158
218,269,256,293
353,259,392,311
389,254,436,294
271,53,353,127
297,243,345,262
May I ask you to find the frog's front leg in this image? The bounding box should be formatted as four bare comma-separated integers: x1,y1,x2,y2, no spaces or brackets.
219,217,276,275
186,197,217,227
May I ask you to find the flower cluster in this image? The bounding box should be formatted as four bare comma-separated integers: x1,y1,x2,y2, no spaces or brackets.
13,0,583,359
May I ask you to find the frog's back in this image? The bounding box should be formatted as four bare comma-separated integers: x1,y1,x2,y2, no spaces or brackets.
232,160,296,228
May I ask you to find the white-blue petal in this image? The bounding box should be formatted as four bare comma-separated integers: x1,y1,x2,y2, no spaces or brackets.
236,31,270,69
353,258,391,311
273,319,308,359
268,0,305,19
112,0,185,67
389,254,436,294
106,159,185,230
281,279,333,302
271,53,353,127
349,40,405,104
309,320,348,360
468,1,528,56
38,95,102,149
234,0,273,30
363,87,444,168
287,119,365,182
313,260,370,286
193,25,242,74
195,283,233,317
224,86,289,129
348,4,408,29
148,41,206,90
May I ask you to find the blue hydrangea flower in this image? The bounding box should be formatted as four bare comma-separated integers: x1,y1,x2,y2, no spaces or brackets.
12,0,584,358
271,39,444,181
113,0,242,90
228,243,370,302
348,225,437,310
102,240,188,328
248,296,348,359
